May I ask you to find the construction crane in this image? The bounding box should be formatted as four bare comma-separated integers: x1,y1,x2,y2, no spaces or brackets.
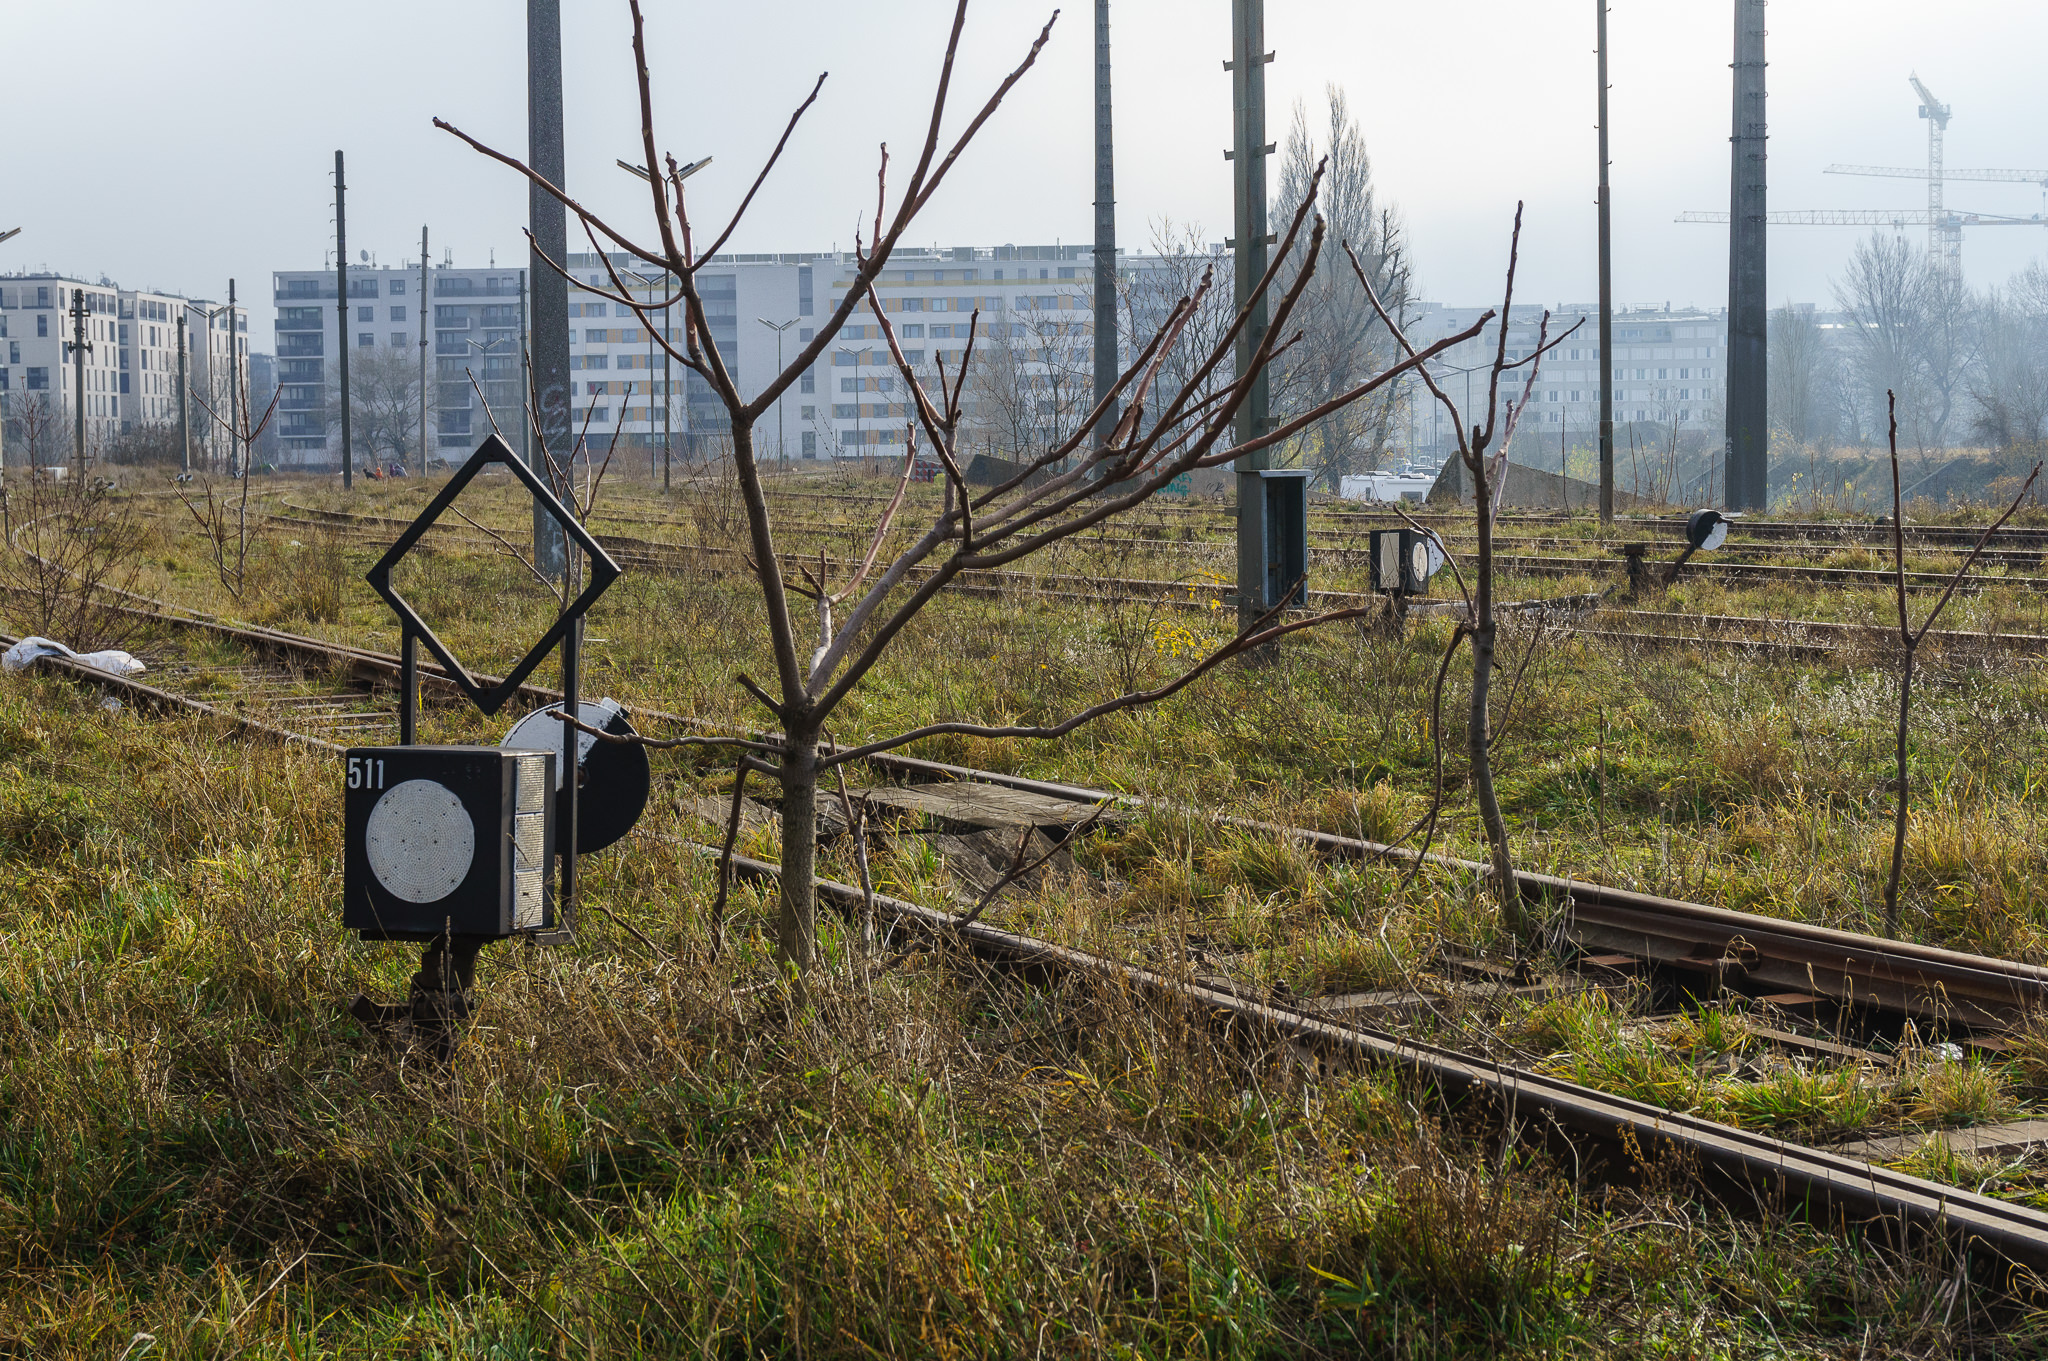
1683,75,2047,278
1909,76,1955,272
1678,208,2047,229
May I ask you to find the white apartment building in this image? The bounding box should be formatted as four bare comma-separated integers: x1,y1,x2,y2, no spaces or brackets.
1406,302,1729,456
275,244,1124,469
0,274,244,466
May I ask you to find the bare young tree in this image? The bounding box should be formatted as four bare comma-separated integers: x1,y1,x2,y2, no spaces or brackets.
1879,391,2039,937
176,352,282,600
1,468,149,652
1352,206,1570,946
439,0,1486,977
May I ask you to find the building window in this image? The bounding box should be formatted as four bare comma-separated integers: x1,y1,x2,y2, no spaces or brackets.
358,306,374,323
800,371,815,393
391,306,407,322
6,342,15,365
359,333,374,347
390,279,406,295
27,368,48,390
833,351,855,367
903,325,924,339
37,315,48,338
802,431,817,457
833,404,858,419
391,332,408,347
799,327,814,342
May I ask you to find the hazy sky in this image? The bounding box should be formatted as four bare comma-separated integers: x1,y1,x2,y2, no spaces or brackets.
9,1,2048,318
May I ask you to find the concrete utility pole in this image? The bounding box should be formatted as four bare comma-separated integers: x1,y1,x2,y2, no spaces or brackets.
177,315,190,475
1724,0,1769,511
1596,0,1615,522
1228,0,1275,630
336,150,354,490
519,269,532,469
529,0,570,568
228,280,242,477
1091,0,1120,448
419,225,430,475
65,288,91,478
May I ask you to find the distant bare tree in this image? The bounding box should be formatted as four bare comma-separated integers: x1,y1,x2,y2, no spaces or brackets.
1834,232,1978,457
1769,303,1837,450
1970,266,2048,450
961,296,1093,463
1277,85,1411,490
1114,222,1236,454
334,347,423,469
440,0,1485,980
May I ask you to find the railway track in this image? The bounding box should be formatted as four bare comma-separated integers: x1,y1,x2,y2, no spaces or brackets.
17,594,2048,1275
270,498,2048,600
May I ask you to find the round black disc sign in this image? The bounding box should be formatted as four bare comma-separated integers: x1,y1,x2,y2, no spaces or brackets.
501,699,651,855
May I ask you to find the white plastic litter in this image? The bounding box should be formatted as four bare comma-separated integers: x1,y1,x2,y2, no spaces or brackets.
1,636,147,678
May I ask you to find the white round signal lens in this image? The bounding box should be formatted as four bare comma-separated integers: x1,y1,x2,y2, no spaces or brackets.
365,779,475,903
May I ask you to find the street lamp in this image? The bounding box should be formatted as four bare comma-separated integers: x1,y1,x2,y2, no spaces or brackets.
758,316,798,466
838,347,860,463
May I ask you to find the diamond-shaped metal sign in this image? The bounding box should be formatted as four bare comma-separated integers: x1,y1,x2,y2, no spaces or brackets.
364,434,623,717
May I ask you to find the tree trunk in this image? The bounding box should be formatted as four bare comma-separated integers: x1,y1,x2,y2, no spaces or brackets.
1468,621,1523,940
777,727,821,972
1469,450,1524,941
1883,647,1913,938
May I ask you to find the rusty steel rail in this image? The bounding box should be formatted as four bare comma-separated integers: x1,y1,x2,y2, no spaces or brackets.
713,845,2048,1277
24,602,2048,1272
853,754,2048,1029
71,599,2048,1025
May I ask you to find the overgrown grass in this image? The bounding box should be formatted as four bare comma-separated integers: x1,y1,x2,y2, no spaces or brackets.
6,472,2048,1353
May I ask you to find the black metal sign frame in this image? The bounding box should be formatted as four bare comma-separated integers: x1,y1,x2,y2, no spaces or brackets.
364,434,622,718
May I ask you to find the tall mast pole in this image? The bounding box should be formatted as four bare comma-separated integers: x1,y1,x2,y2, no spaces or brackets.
419,225,430,475
1596,0,1615,521
67,288,90,478
228,279,241,477
1724,0,1769,511
528,0,570,571
177,314,190,476
336,150,354,490
1091,0,1119,452
1229,0,1273,629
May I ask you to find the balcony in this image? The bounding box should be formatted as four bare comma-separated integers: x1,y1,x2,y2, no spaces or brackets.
277,335,325,358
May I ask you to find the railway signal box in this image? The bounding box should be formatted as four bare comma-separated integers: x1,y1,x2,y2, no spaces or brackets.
343,745,556,940
1370,528,1437,596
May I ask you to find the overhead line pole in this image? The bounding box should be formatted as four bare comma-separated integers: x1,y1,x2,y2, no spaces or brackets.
1091,0,1119,452
1596,0,1615,522
528,0,570,572
419,225,430,476
1724,0,1769,511
66,288,91,478
1228,0,1275,631
228,280,241,478
336,150,353,490
176,312,190,475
